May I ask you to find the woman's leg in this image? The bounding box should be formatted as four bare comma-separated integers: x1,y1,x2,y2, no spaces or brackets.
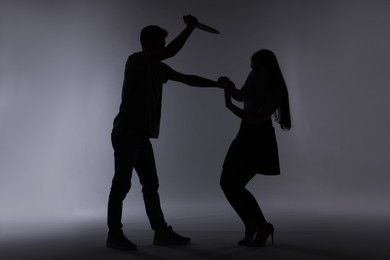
221,163,266,225
221,138,266,222
221,165,251,224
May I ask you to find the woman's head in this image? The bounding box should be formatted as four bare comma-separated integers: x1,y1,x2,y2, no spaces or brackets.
252,49,291,130
250,49,278,73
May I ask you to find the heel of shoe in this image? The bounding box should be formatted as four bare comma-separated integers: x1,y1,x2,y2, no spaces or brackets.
238,221,257,246
247,222,274,247
268,223,274,245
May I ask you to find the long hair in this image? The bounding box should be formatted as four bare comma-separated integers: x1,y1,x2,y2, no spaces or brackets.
251,49,291,130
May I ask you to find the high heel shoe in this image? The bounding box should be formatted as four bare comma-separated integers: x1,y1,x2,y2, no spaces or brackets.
238,220,257,246
247,222,274,247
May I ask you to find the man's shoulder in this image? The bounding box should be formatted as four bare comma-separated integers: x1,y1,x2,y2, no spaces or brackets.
126,52,173,77
128,51,162,65
125,52,149,70
128,51,144,61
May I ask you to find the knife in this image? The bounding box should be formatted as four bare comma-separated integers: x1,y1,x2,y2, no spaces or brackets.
196,22,220,34
183,16,220,34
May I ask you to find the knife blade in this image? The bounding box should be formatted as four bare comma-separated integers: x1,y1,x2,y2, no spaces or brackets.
196,22,220,34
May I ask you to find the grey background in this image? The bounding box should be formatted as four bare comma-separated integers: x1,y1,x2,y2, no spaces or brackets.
1,0,390,229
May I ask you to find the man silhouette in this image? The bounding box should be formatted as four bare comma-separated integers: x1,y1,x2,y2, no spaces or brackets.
107,15,227,250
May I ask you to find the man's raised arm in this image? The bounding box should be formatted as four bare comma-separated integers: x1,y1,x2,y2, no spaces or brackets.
157,15,198,61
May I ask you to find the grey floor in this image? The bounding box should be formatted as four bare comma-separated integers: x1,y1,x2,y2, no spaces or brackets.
1,207,390,260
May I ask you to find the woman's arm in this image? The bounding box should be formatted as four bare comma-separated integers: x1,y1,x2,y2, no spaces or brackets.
229,87,244,102
224,89,280,125
218,77,243,102
224,91,257,123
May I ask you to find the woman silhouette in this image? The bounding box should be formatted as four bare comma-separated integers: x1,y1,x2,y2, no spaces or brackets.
220,49,291,247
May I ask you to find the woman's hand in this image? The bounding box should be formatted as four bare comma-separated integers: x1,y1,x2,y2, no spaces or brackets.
224,88,233,108
218,76,235,91
219,77,234,108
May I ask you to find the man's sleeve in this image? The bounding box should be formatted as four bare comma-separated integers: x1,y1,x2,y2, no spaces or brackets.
159,62,177,83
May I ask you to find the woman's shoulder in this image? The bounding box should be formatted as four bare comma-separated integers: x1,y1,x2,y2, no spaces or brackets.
247,70,270,83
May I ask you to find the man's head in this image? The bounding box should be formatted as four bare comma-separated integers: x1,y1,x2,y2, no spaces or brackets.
140,25,167,52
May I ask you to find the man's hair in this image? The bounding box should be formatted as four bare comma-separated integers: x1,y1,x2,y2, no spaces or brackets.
140,25,168,47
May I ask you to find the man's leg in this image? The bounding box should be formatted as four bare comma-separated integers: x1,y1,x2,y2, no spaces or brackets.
135,139,191,245
106,131,138,251
134,138,167,230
